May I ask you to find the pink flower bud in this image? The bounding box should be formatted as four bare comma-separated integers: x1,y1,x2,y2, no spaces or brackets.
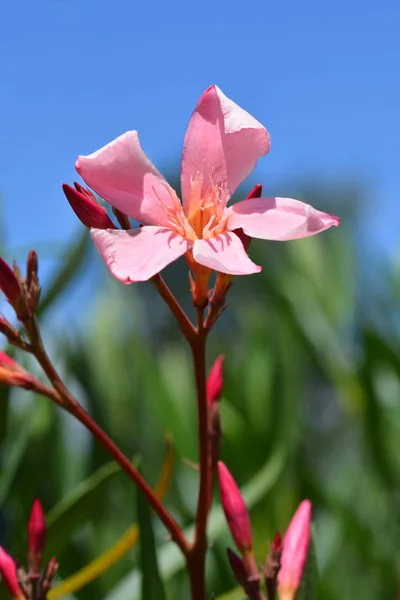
0,547,24,599
227,548,247,586
207,355,225,406
0,352,35,389
0,258,23,308
28,499,46,562
218,461,253,554
278,500,312,600
233,184,262,251
62,184,115,230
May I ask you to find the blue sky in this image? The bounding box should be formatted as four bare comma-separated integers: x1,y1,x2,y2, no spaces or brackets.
0,0,399,267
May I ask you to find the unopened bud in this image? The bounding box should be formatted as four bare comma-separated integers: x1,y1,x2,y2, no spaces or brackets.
0,547,24,599
207,355,225,406
227,548,247,587
26,251,38,290
264,531,282,599
278,500,311,600
0,352,35,389
40,557,59,596
218,462,253,554
74,181,97,201
0,259,23,312
62,184,115,230
234,184,262,252
28,499,46,570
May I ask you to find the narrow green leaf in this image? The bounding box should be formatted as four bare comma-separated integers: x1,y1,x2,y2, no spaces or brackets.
45,461,121,557
136,469,167,600
0,387,10,446
0,402,36,504
37,230,91,316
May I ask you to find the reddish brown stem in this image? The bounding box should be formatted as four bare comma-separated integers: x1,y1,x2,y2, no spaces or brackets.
24,316,190,556
187,312,210,600
70,402,189,554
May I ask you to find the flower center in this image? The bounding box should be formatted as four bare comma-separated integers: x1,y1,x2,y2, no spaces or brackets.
186,172,228,239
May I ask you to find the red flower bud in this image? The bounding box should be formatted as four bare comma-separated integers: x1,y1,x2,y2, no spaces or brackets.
278,500,312,600
234,184,262,252
246,184,263,200
0,547,24,599
0,259,23,308
28,498,46,567
74,181,97,201
207,355,225,406
0,352,35,389
227,548,247,586
272,531,282,554
218,461,252,554
62,184,115,230
233,183,262,252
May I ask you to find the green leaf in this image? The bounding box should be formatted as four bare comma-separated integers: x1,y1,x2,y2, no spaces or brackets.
37,229,91,316
136,468,167,600
297,527,318,600
0,402,36,504
0,387,10,446
45,461,122,558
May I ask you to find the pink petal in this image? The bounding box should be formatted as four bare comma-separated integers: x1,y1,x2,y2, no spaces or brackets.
90,226,192,283
193,232,261,275
226,197,340,241
76,131,178,227
181,85,270,213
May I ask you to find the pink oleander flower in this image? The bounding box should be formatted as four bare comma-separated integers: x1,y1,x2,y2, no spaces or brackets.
278,500,312,600
75,85,339,282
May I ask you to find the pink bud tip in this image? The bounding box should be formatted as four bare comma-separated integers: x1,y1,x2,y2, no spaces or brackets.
278,500,312,600
218,462,253,553
207,355,225,406
62,184,115,230
0,547,23,598
246,184,262,200
272,531,282,553
0,258,22,307
28,498,46,556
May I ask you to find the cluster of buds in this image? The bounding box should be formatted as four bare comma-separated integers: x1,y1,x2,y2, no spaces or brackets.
0,251,40,350
0,499,58,600
218,462,311,600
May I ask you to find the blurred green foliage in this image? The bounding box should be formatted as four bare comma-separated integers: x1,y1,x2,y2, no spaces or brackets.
1,182,400,600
